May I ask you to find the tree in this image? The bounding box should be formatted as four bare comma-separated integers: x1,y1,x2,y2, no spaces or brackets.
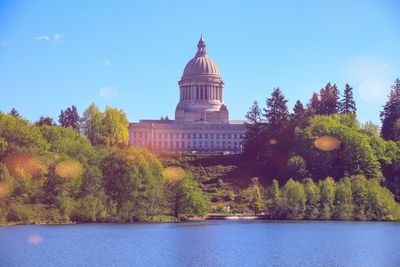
59,105,80,132
265,179,282,219
318,83,339,115
263,88,290,131
292,100,310,129
333,178,354,220
244,101,264,160
286,155,310,180
166,173,209,219
318,177,335,220
103,107,129,147
307,92,320,114
339,83,356,115
80,103,105,146
242,177,263,215
280,178,306,219
303,178,320,220
380,78,400,140
360,121,380,136
35,116,56,126
101,149,143,221
9,108,20,118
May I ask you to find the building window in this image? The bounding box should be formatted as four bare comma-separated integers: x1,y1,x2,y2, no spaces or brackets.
182,141,185,148
175,133,179,138
181,133,185,138
170,141,173,148
193,133,197,139
205,133,208,139
159,141,162,148
170,133,173,138
176,141,179,148
164,133,168,139
188,133,191,139
234,133,237,139
164,141,168,148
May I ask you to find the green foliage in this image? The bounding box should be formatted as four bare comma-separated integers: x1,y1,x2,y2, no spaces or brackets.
296,115,382,180
318,177,335,219
333,178,354,220
80,103,106,146
103,107,129,147
303,178,320,219
280,179,306,219
285,155,310,181
241,177,263,215
166,172,210,219
381,78,400,141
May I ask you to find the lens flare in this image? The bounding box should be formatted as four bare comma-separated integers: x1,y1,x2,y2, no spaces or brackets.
28,234,43,245
314,135,341,151
4,153,47,179
268,138,278,145
55,160,84,179
0,182,10,198
162,166,185,181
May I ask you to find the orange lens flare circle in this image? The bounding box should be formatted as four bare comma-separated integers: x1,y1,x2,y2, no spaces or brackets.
314,135,341,151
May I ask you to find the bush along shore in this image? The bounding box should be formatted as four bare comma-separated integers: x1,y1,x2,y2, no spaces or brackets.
1,79,400,223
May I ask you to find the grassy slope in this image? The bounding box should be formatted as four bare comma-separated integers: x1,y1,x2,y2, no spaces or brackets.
159,153,275,213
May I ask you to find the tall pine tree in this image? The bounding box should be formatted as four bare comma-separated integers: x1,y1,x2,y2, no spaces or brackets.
381,78,400,140
263,88,289,131
318,83,339,115
244,101,264,160
339,83,356,115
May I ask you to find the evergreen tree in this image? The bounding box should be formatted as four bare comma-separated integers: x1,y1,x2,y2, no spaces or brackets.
318,83,339,115
244,101,264,160
9,108,20,118
263,88,290,131
339,83,356,115
293,100,305,115
307,92,320,114
380,78,400,140
34,116,56,126
59,105,80,132
292,100,310,128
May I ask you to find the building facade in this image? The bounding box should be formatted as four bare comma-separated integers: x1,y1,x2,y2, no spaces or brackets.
129,36,246,153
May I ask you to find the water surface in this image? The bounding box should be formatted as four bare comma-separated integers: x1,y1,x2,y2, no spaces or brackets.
1,221,400,267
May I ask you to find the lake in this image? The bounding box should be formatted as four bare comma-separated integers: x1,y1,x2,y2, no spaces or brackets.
1,221,400,267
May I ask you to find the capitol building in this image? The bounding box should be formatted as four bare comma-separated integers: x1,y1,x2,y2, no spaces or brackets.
129,36,246,153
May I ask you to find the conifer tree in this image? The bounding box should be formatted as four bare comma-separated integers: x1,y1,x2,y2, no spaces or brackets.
307,92,320,114
59,105,80,132
339,83,356,115
380,78,400,140
244,100,264,159
263,88,289,131
318,83,339,115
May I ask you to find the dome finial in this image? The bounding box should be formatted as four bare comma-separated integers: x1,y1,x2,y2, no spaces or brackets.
196,34,206,56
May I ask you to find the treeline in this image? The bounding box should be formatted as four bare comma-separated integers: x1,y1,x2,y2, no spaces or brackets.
243,79,400,203
0,107,209,224
238,176,400,220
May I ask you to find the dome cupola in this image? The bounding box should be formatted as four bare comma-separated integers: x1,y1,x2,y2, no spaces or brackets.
175,36,228,124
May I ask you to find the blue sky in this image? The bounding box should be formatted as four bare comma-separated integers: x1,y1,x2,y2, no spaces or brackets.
0,0,399,124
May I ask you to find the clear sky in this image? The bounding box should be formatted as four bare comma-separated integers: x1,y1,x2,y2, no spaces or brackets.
0,0,399,125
